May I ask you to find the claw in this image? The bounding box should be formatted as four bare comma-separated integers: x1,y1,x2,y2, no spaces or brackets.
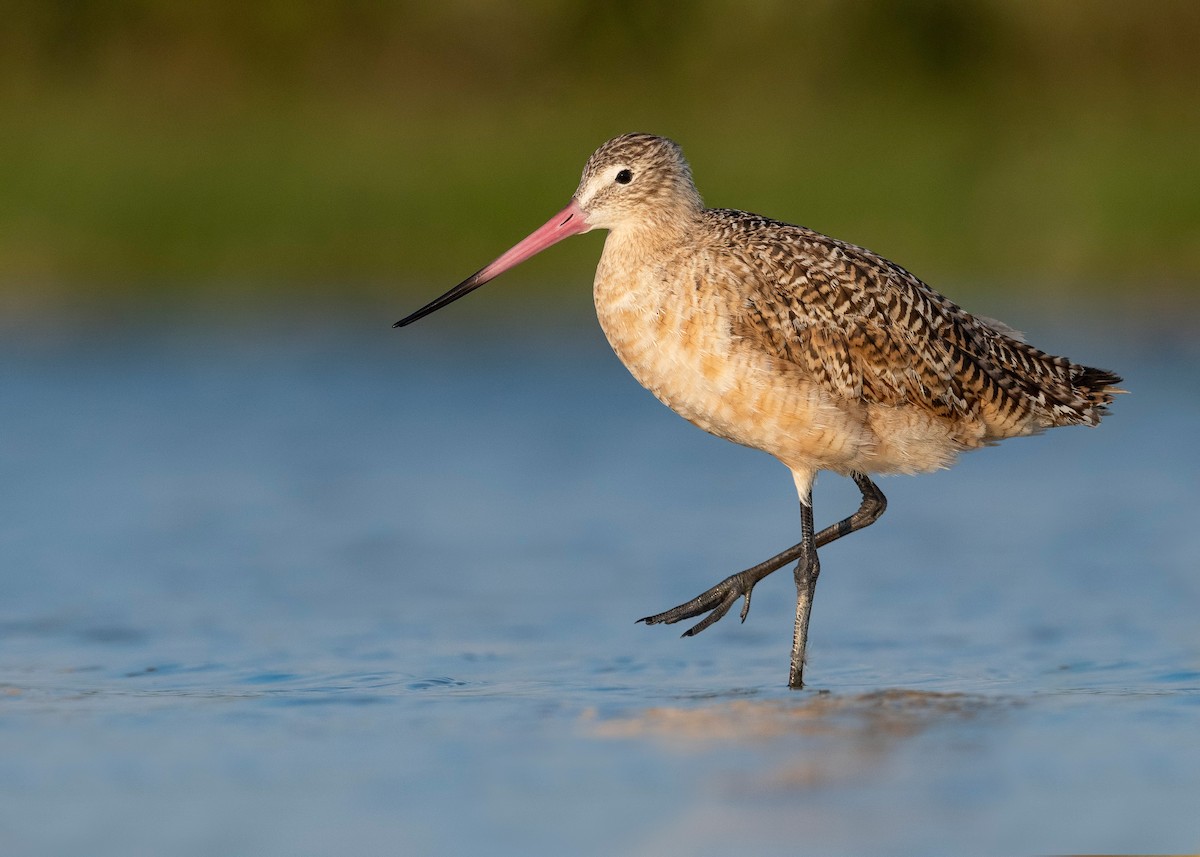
640,570,760,636
680,590,738,636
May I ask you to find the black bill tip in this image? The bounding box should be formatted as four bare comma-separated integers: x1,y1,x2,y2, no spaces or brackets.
392,268,488,329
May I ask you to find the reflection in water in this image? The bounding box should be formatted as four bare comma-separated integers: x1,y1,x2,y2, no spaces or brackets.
589,690,1007,789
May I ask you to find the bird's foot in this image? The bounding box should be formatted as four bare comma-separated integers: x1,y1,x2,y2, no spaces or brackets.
638,570,759,637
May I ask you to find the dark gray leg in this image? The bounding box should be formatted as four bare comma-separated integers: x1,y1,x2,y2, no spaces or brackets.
788,500,819,689
639,472,886,640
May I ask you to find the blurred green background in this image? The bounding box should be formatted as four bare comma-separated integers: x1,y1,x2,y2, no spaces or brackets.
2,0,1197,314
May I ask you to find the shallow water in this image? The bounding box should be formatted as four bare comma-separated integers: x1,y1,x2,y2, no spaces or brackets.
1,306,1198,855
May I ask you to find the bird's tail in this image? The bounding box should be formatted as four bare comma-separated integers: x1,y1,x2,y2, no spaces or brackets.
1071,365,1125,425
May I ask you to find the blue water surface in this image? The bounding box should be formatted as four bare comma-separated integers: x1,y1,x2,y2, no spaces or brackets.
1,301,1197,856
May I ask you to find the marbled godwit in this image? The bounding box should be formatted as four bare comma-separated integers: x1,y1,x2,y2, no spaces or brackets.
396,133,1122,689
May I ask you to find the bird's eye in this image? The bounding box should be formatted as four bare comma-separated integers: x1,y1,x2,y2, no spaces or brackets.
615,169,633,185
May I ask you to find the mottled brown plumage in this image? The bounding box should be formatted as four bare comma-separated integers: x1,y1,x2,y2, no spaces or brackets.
396,132,1122,688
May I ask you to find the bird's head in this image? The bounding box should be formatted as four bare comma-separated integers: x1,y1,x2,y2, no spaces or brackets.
394,133,701,328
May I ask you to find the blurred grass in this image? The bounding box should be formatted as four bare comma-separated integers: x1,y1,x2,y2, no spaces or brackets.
1,1,1198,310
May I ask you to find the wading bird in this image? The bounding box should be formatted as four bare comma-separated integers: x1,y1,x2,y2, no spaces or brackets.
396,133,1121,688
